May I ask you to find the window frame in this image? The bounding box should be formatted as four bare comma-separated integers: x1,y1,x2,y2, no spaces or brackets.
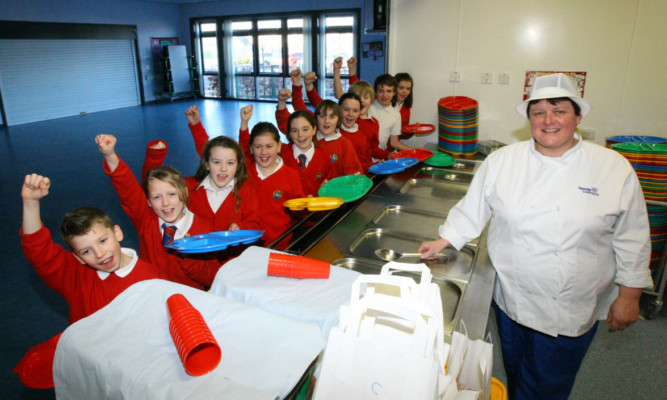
192,19,224,98
190,9,359,101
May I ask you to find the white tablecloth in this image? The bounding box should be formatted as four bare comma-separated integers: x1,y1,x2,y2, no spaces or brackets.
53,279,324,400
210,246,361,339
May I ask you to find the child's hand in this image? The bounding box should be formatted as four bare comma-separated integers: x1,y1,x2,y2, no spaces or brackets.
185,105,200,125
228,223,240,232
290,68,303,86
278,88,292,102
304,71,318,86
240,104,254,123
95,134,117,157
347,57,357,74
22,173,51,201
149,140,166,150
333,57,343,72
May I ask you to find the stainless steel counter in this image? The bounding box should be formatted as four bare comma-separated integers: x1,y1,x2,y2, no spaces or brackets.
288,159,496,341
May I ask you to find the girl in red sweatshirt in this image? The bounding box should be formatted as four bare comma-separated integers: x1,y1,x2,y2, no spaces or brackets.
281,109,335,196
239,105,305,249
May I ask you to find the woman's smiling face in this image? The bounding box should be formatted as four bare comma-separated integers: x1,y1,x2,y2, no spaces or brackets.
529,99,582,157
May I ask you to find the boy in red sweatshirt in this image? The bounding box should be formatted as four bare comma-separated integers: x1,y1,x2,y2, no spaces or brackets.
16,173,167,388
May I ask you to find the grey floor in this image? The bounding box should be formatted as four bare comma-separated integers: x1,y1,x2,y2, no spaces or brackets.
1,99,665,399
487,296,667,399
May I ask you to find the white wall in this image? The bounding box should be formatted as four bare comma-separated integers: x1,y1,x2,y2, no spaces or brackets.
388,0,667,148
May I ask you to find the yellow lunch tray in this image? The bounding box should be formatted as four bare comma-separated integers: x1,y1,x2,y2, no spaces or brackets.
283,197,344,211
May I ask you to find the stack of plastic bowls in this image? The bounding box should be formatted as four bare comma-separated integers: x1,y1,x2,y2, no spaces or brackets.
437,96,478,158
611,141,667,271
605,135,667,149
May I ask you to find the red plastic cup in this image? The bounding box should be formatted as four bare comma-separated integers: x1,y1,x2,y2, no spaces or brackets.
267,252,331,279
167,294,221,376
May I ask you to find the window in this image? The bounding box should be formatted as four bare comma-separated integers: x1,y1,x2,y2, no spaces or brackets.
192,11,358,102
197,21,221,98
258,34,282,74
232,36,253,74
321,15,355,98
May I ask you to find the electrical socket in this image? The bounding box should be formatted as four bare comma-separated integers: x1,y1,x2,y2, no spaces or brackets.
449,71,461,83
481,72,493,84
498,73,510,85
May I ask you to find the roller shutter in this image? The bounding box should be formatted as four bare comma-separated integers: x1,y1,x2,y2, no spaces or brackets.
0,39,140,126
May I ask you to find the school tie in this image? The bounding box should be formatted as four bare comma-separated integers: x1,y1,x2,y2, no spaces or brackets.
298,154,307,168
162,223,177,246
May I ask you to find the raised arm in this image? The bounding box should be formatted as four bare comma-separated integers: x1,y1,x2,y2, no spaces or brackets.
141,140,168,182
291,69,310,111
240,104,254,132
333,57,345,99
95,134,120,173
275,88,292,134
304,71,323,107
185,105,200,126
22,174,51,235
289,68,307,111
239,104,254,160
347,57,359,85
185,105,209,157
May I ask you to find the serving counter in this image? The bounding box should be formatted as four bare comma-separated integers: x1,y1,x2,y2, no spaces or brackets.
283,158,496,341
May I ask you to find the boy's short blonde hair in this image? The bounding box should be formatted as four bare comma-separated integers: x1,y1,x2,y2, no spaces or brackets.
61,207,115,247
143,165,189,205
349,80,375,100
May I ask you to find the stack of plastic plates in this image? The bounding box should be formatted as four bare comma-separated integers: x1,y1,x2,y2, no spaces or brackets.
647,202,667,271
437,96,479,158
611,142,667,270
605,135,667,149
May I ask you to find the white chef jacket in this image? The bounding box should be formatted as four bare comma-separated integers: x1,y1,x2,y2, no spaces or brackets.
439,135,653,337
368,100,401,150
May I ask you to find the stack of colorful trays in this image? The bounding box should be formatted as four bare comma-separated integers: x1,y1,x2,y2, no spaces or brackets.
611,141,667,271
605,135,667,149
437,96,478,158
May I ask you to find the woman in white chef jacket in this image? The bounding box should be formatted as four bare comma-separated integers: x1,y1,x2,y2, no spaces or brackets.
419,73,653,400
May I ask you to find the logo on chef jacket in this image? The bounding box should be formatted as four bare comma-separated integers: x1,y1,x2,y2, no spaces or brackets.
330,153,339,163
316,172,322,181
578,186,599,196
273,190,283,201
